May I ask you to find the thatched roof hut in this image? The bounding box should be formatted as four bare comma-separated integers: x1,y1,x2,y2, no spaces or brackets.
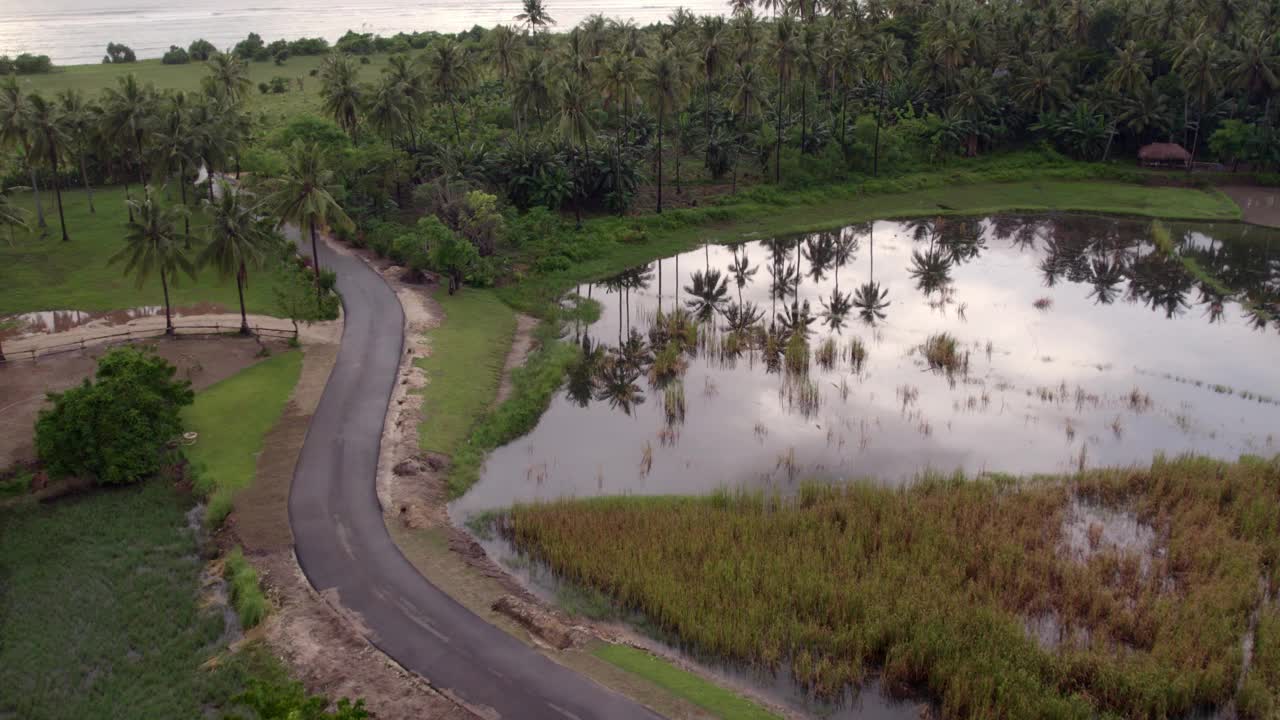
1138,143,1191,169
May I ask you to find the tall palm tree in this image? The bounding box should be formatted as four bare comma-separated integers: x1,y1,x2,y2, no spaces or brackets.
865,34,905,176
645,46,688,213
421,39,476,144
1175,37,1220,166
555,76,595,227
319,54,364,141
0,77,44,229
100,74,154,192
365,74,412,146
512,58,552,134
25,92,70,241
728,61,765,189
515,0,555,37
1106,41,1152,98
1012,52,1070,116
110,186,195,335
206,52,252,103
489,25,524,86
150,91,201,235
200,180,273,335
56,89,98,215
768,15,799,181
265,141,352,293
699,16,728,139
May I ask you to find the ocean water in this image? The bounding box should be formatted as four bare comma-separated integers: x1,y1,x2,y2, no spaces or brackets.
0,0,727,65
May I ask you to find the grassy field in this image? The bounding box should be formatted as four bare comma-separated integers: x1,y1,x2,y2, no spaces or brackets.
14,54,394,133
416,290,517,455
0,478,258,718
503,166,1245,312
183,349,302,524
0,185,290,315
592,644,781,720
506,456,1280,720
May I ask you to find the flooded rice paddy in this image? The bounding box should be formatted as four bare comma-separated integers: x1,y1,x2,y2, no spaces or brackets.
457,214,1280,515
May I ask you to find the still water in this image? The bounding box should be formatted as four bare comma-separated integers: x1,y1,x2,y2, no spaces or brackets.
0,0,727,64
455,214,1280,516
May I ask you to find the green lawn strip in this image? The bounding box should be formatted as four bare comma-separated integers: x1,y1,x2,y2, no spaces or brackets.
183,349,302,525
0,479,261,718
0,185,290,315
503,171,1242,313
416,290,517,456
592,643,781,720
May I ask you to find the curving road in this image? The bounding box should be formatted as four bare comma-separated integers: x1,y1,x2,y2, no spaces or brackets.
287,234,660,720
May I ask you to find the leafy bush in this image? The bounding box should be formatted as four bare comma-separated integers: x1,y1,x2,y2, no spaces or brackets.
188,38,216,60
36,347,194,486
161,45,190,64
0,53,53,74
103,42,136,63
224,547,267,629
429,220,480,294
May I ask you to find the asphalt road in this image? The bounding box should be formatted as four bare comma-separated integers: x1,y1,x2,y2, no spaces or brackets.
287,233,661,720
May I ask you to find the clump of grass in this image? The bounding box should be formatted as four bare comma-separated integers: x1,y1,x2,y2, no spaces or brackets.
779,377,820,418
663,381,687,426
784,333,809,376
814,338,837,370
1127,387,1153,412
651,342,687,383
847,338,867,372
506,456,1280,718
224,547,267,630
1033,297,1053,311
921,332,967,375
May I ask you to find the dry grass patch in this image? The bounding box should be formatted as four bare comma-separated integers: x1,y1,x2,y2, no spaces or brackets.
505,456,1280,719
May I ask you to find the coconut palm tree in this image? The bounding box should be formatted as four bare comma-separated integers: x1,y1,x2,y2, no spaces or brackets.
555,75,595,227
489,25,524,87
364,74,412,146
512,57,552,135
265,141,352,291
645,46,688,213
1013,52,1070,116
768,15,799,181
865,34,905,176
25,93,70,241
319,54,364,141
56,89,99,215
0,77,44,229
110,186,195,335
515,0,555,37
422,39,476,144
200,180,274,335
684,269,730,321
100,74,155,192
1106,41,1152,98
206,52,252,103
150,91,200,235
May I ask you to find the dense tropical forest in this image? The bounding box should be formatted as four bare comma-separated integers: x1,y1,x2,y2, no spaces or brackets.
2,0,1279,249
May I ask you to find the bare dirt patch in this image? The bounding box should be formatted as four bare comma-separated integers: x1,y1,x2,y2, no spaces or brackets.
494,314,538,407
0,335,292,468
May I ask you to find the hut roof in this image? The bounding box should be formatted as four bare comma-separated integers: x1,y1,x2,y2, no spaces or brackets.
1138,143,1191,161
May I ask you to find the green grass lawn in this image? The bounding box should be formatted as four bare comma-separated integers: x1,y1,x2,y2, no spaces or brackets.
0,185,290,315
14,54,394,135
592,644,781,720
416,290,517,456
504,173,1245,312
0,478,257,718
183,349,302,524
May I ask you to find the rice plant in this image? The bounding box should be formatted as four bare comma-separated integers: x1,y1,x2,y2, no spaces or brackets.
663,381,687,426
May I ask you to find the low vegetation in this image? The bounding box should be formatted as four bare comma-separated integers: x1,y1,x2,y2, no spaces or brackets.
592,644,780,720
0,478,251,717
224,547,268,630
183,349,302,525
506,456,1280,719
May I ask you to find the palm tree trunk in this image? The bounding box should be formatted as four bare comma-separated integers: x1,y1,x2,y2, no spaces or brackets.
179,165,190,237
310,220,323,286
800,81,807,152
774,80,783,183
874,93,883,177
80,154,95,214
450,99,462,145
25,150,45,229
236,264,250,335
124,178,134,223
48,146,68,242
656,110,665,213
160,267,174,335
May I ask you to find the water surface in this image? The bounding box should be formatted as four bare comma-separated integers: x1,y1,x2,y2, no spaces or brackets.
456,214,1280,515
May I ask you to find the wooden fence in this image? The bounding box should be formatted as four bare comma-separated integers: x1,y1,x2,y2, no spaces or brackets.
0,322,296,365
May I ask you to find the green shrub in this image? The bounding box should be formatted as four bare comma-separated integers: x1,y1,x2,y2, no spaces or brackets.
230,677,369,719
224,547,268,629
36,347,193,485
161,45,190,64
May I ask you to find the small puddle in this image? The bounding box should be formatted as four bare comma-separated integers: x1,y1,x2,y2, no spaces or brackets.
1061,496,1157,564
1,303,228,340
